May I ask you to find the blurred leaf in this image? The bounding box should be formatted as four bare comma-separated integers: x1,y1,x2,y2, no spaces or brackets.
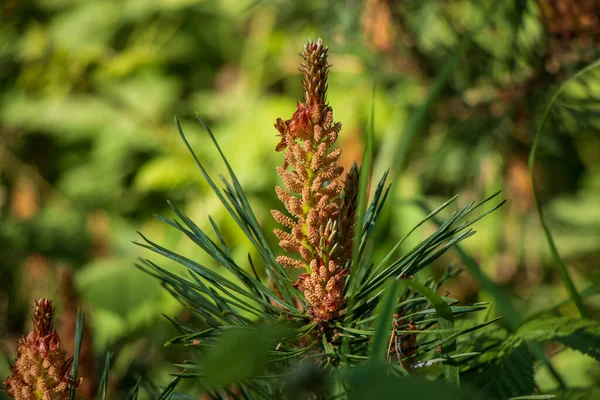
1,94,119,140
551,387,600,400
343,364,476,400
202,324,293,388
50,0,119,57
77,258,160,318
88,309,127,351
76,258,162,348
100,71,180,119
134,156,196,191
516,317,600,361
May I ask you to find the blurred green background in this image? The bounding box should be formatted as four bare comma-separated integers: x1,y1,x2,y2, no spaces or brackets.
1,0,600,398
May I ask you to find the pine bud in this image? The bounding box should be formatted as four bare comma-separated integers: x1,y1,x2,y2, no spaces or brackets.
3,299,79,400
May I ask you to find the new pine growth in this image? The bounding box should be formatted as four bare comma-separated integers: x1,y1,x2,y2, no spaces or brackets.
272,38,359,322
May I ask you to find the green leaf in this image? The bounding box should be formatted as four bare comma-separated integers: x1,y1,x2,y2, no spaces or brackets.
372,194,458,280
203,324,292,388
516,317,600,361
413,193,518,324
469,339,535,400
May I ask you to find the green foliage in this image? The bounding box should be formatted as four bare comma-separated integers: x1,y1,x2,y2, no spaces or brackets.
342,364,478,400
464,316,600,400
529,59,600,320
517,317,600,361
551,387,600,400
124,114,600,397
3,1,600,398
468,339,535,400
402,278,458,387
201,324,294,388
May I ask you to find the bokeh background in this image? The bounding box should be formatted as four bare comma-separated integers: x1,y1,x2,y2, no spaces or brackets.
1,0,600,398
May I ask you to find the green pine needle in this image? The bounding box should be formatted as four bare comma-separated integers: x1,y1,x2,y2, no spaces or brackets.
69,310,85,400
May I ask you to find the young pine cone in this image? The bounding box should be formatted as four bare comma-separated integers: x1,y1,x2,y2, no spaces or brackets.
272,39,359,322
3,298,79,400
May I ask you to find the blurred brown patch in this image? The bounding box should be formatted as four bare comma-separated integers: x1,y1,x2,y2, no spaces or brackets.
362,0,395,52
506,157,534,213
538,0,600,37
215,65,242,92
22,253,51,297
338,127,363,173
494,252,520,285
87,210,111,259
10,176,39,220
443,269,480,306
538,0,600,74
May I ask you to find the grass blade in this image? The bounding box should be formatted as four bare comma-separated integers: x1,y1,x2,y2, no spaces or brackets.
368,279,405,376
528,59,600,319
97,352,112,400
127,377,143,400
69,310,85,400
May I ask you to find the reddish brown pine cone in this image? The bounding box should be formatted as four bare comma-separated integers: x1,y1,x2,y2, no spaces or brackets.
3,299,79,400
